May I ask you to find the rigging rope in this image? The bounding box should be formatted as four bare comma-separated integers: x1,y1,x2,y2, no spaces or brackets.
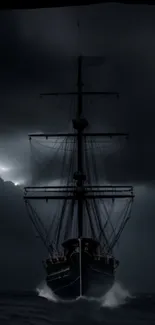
29,136,68,184
84,138,101,237
85,199,96,239
100,198,116,241
108,199,132,251
55,135,77,248
25,200,52,254
90,138,110,250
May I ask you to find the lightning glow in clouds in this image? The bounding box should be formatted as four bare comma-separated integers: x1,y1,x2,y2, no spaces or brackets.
0,165,10,173
0,165,25,186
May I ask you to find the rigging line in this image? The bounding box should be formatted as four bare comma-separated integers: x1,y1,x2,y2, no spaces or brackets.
60,137,69,181
32,136,66,151
66,139,74,185
98,201,115,244
68,96,75,132
31,137,68,182
31,133,62,149
90,137,101,185
84,139,95,237
84,137,90,184
85,199,96,239
54,200,66,249
92,199,102,235
49,241,57,254
118,200,133,232
109,210,130,251
58,146,72,240
90,138,110,248
91,139,106,179
29,141,58,169
27,201,48,237
100,199,116,238
84,139,101,235
107,205,128,248
61,135,74,184
85,140,106,247
33,138,76,151
108,200,132,250
51,200,63,249
61,137,76,240
54,137,76,248
90,137,109,172
29,144,41,179
84,142,115,152
94,198,111,251
64,198,76,240
55,138,72,244
60,137,69,187
30,142,44,165
93,135,119,241
94,197,110,249
29,144,63,249
55,199,68,248
25,201,51,254
91,135,118,243
70,135,76,177
63,137,76,239
46,214,57,246
94,133,125,158
32,135,66,154
109,199,130,240
115,200,130,230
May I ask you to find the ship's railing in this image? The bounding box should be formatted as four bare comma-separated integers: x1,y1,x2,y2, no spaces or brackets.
46,255,67,265
44,253,119,268
94,254,113,260
93,254,119,267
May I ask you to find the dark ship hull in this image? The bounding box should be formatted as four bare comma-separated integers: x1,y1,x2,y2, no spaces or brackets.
44,238,118,299
46,262,114,299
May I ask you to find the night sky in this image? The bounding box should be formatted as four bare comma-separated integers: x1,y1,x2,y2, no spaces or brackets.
1,3,155,292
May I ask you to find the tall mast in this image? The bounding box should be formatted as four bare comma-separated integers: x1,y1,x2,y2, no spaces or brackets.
24,55,134,251
73,56,88,238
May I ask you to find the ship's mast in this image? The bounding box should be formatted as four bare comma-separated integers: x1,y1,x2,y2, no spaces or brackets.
24,55,134,248
73,56,88,237
77,56,84,238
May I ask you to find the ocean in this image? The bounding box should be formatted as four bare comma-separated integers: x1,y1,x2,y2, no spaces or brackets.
0,282,154,325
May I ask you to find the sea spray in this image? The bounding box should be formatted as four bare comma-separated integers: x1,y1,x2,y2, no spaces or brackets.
36,281,132,308
36,281,58,302
101,282,132,308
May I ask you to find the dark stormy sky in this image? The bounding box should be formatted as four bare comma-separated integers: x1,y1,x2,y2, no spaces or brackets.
1,3,155,292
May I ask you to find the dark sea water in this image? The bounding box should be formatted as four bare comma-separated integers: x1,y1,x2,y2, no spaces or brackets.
0,282,155,325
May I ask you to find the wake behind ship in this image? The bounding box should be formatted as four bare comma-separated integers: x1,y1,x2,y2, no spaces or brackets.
24,56,134,299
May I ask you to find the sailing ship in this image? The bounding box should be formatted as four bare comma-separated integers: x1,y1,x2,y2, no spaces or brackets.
24,56,134,299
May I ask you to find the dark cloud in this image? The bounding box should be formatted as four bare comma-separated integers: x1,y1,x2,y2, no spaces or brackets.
0,178,46,290
116,185,155,292
0,5,155,184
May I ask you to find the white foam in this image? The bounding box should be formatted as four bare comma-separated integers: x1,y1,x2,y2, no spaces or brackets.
101,282,132,308
36,281,132,308
36,282,58,302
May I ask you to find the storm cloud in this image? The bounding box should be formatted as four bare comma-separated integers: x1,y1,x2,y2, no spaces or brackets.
1,5,155,184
